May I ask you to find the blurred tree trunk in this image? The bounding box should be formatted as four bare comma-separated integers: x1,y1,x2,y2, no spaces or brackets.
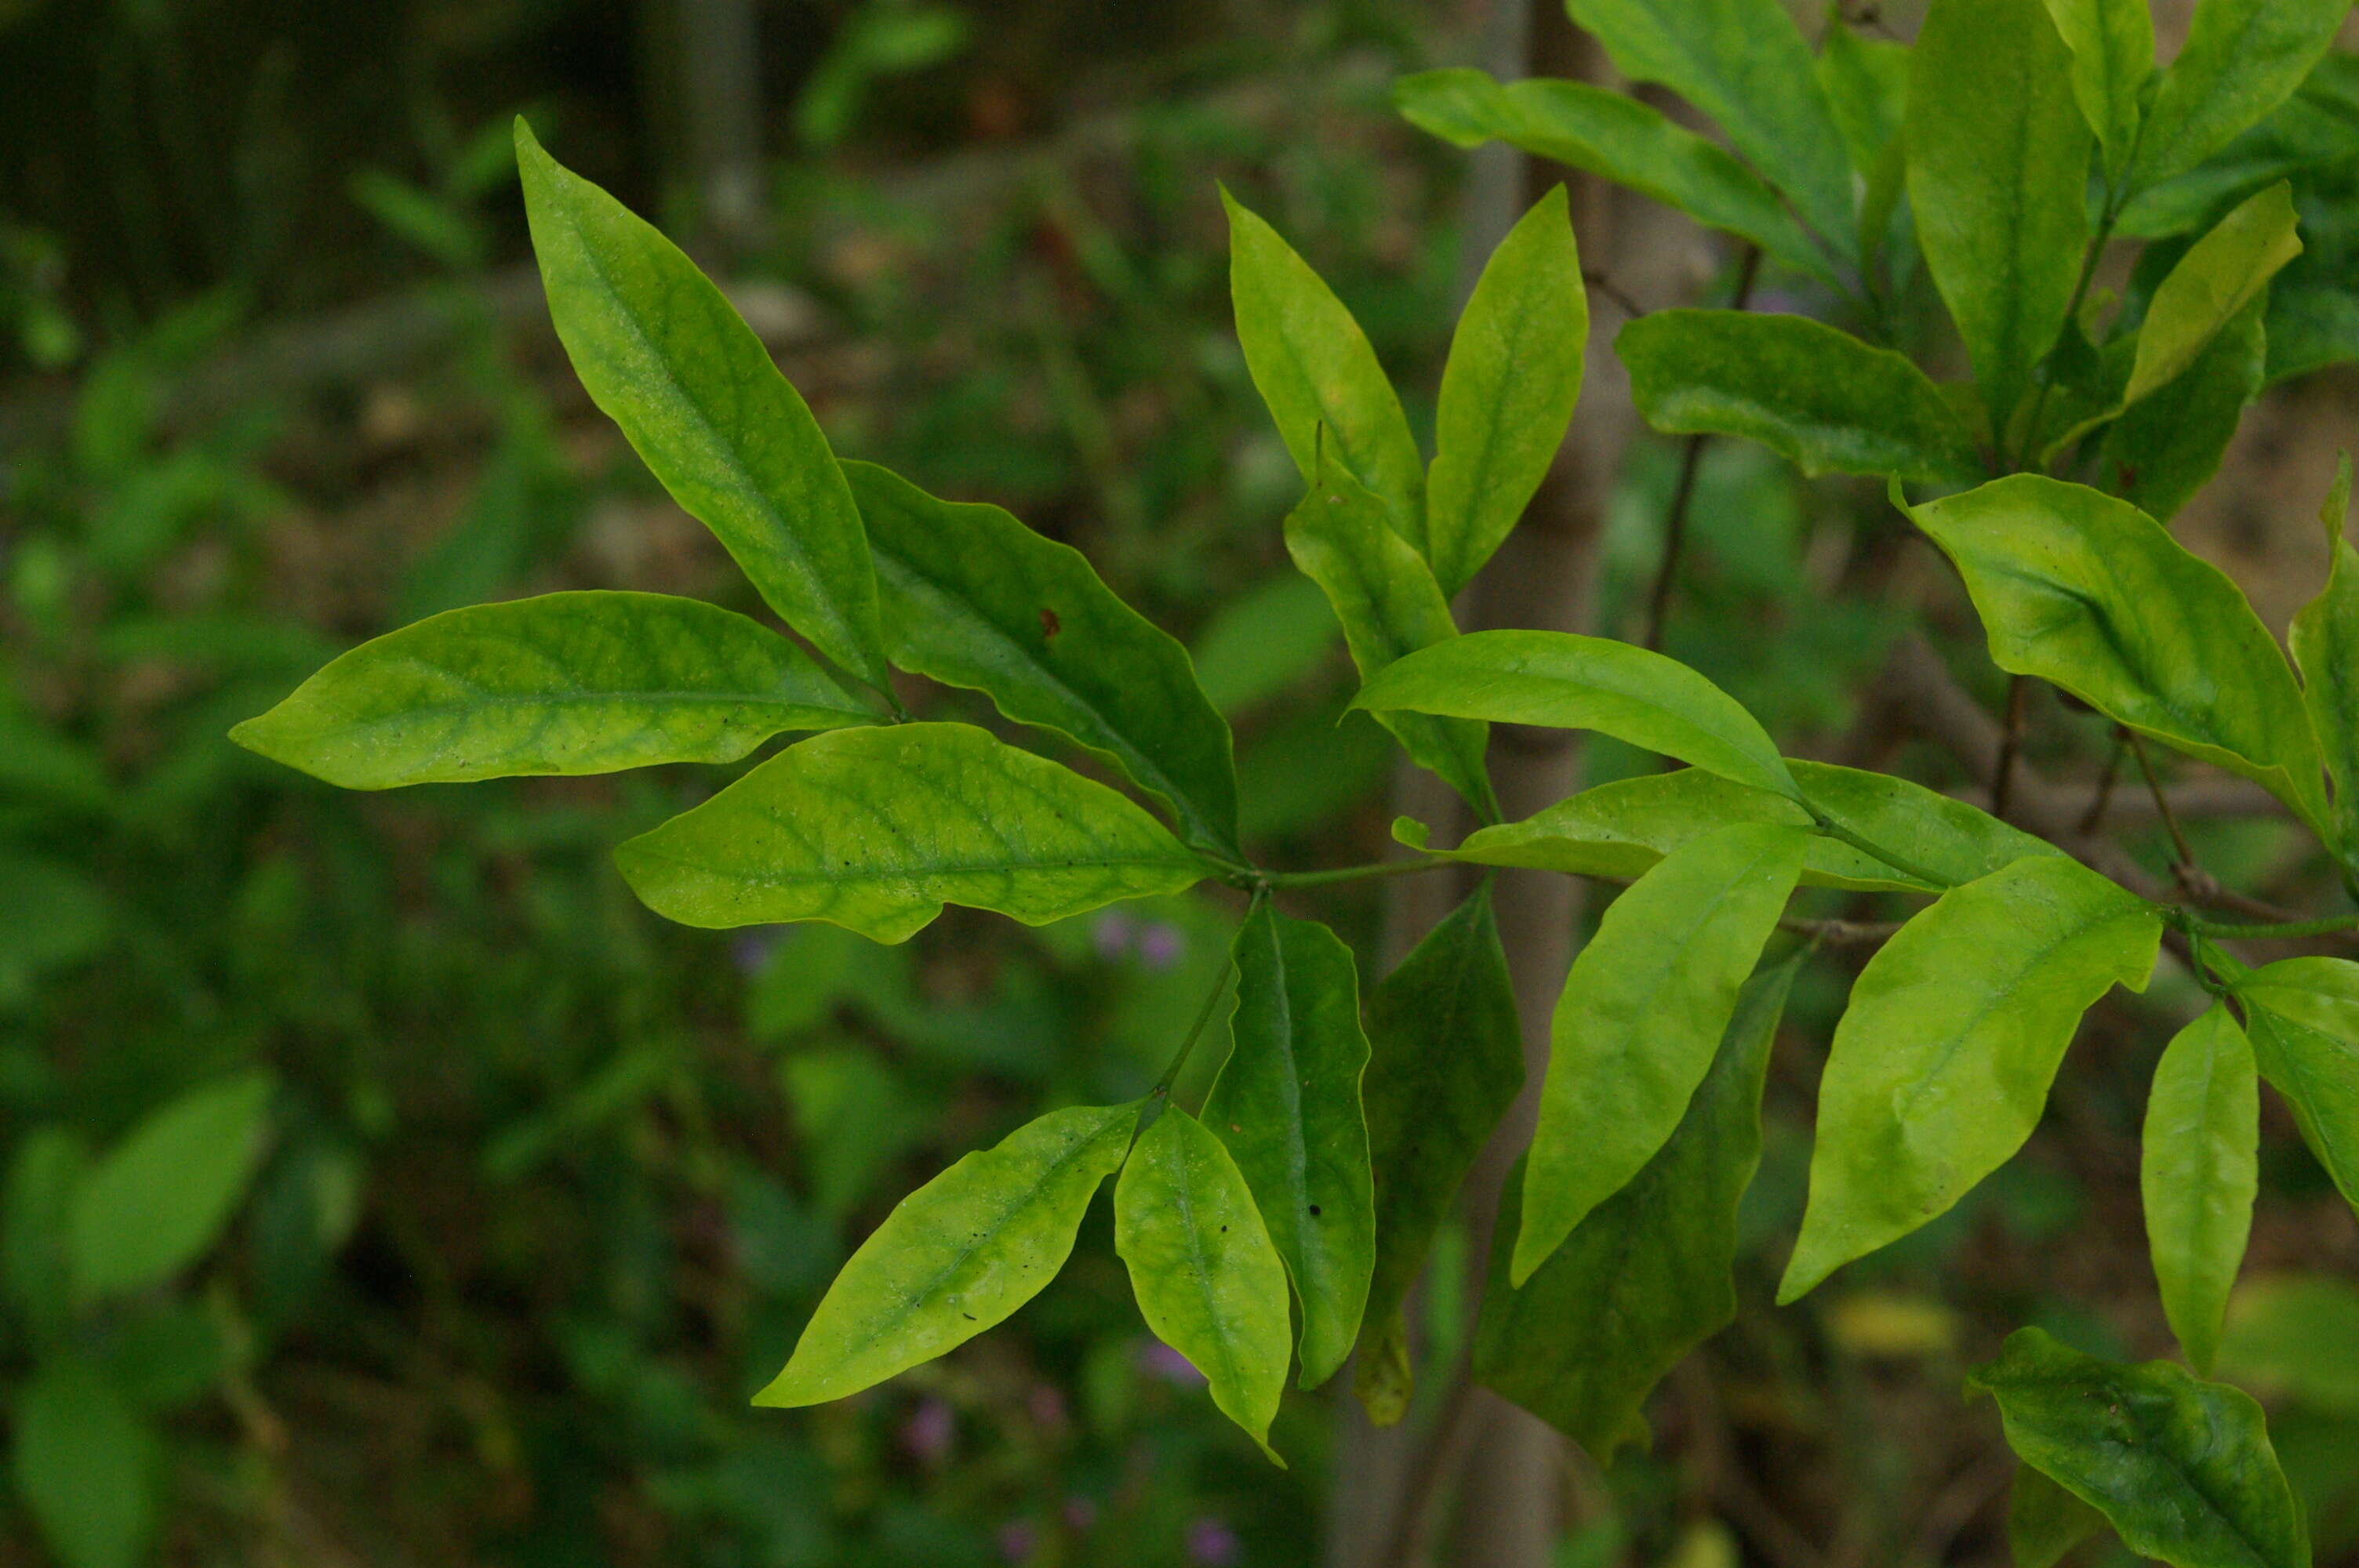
649,0,772,261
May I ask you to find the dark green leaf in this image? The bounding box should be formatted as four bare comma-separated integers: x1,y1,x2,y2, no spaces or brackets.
11,1357,154,1568
2217,1275,2359,1417
1816,21,1911,174
1514,823,1806,1283
1781,856,2159,1301
1352,629,1799,804
614,722,1205,942
2100,295,2266,521
514,122,887,687
230,592,873,789
1906,0,2092,431
2265,286,2359,383
1617,309,1984,484
2012,1462,2111,1568
1426,187,1587,595
1115,1106,1292,1464
2144,1004,2260,1374
2235,956,2359,1213
1969,1327,2310,1568
2288,454,2359,855
70,1071,274,1305
2120,52,2359,240
1478,956,1797,1459
844,460,1241,858
754,1102,1137,1405
2,1129,86,1339
2041,0,2155,183
1204,904,1375,1389
1907,476,2328,834
2131,0,2352,189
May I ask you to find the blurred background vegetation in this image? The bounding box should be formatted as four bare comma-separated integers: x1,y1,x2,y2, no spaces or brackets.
3,2,2357,1566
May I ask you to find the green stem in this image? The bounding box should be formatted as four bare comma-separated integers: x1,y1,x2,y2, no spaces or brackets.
1263,857,1452,889
2185,911,2359,942
2017,191,2125,473
1148,909,1248,1101
1805,811,1951,891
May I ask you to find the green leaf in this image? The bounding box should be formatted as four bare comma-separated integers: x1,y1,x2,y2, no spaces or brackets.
1426,187,1587,595
2235,956,2359,1213
2266,285,2359,384
1513,823,1805,1283
1394,71,1834,284
2216,1275,2359,1417
2011,1462,2111,1568
1358,885,1524,1391
754,1102,1136,1406
2099,296,2267,521
1284,459,1493,815
2,1129,87,1338
1224,190,1424,537
11,1357,154,1568
1906,475,2328,834
2118,51,2359,241
228,592,872,789
1969,1327,2311,1568
1352,629,1800,804
2123,183,2303,408
613,722,1205,943
1816,22,1911,175
1114,1106,1292,1464
2143,1004,2259,1375
1616,309,1985,484
2131,0,2353,189
1906,0,2092,432
1413,757,2059,894
2040,0,2155,183
843,460,1241,858
1188,574,1342,719
1478,955,1797,1459
1203,904,1375,1390
2288,453,2359,855
1563,0,1856,260
513,122,887,688
69,1070,274,1305
1781,855,2159,1301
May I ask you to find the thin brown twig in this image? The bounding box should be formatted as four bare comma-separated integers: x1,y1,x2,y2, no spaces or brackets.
1581,268,1646,321
1642,245,1761,652
2127,729,2198,870
2077,727,2128,835
1991,674,2030,821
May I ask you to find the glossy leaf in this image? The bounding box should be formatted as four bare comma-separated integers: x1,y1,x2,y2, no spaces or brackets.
2235,956,2359,1212
1285,459,1493,815
2122,183,2302,408
514,122,887,687
230,592,872,789
12,1357,154,1568
1114,1107,1292,1464
1563,0,1856,260
1906,0,2092,430
1425,187,1587,595
1204,904,1375,1389
2100,296,2267,522
614,722,1205,943
2131,0,2352,189
69,1070,274,1305
2288,453,2359,855
2143,1004,2259,1375
1358,885,1524,1388
2040,0,2154,183
1353,628,1800,804
2011,1462,2110,1568
1224,190,1423,537
844,460,1241,858
1781,855,2159,1301
1514,822,1807,1283
1392,71,1833,283
755,1102,1136,1405
1478,956,1796,1458
1617,310,1984,484
1969,1328,2310,1568
1907,475,2328,835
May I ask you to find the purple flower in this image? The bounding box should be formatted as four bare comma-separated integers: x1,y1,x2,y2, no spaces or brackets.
1092,911,1138,961
1187,1518,1241,1566
900,1397,955,1467
1136,921,1186,971
1138,1340,1205,1386
1062,1494,1099,1533
1026,1382,1068,1431
732,926,787,975
998,1520,1038,1563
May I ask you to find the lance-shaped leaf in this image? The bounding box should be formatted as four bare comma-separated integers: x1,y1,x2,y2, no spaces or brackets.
1225,191,1423,540
755,1102,1137,1406
13,1356,154,1568
1358,885,1523,1401
2118,51,2359,240
1285,461,1493,815
1410,757,2058,894
1816,21,1910,175
1968,1328,2310,1568
1907,476,2329,835
844,461,1240,859
1906,0,2091,432
2288,454,2359,855
614,723,1204,943
1394,71,1833,285
2011,1463,2111,1568
1203,905,1375,1390
231,592,874,789
2124,183,2303,408
1564,0,1856,262
2041,0,2154,184
2235,956,2359,1213
1781,855,2159,1301
2143,1004,2259,1375
1426,187,1586,596
1478,956,1797,1458
1353,629,1799,804
70,1072,274,1306
1618,310,1985,485
2130,0,2351,190
1514,823,1807,1283
1115,1107,1292,1464
2099,296,2266,523
514,122,887,688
